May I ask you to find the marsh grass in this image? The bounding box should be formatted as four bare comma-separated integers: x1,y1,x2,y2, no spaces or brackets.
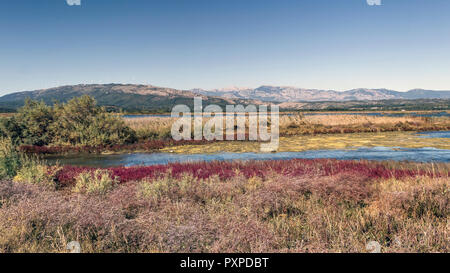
124,117,174,140
280,114,450,135
124,114,450,142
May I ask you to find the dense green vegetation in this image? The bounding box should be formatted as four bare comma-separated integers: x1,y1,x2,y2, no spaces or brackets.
0,96,136,146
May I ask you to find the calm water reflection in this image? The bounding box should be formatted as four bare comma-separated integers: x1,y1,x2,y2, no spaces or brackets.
417,131,450,138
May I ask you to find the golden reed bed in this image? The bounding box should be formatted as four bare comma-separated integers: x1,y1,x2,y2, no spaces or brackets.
124,114,450,140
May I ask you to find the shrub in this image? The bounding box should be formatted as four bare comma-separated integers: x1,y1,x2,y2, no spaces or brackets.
12,157,60,190
2,99,55,146
0,137,22,179
1,96,136,147
51,96,136,146
137,173,195,202
73,169,118,195
137,178,169,201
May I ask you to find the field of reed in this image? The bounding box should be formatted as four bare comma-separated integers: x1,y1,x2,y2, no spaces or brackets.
125,114,450,140
0,159,448,253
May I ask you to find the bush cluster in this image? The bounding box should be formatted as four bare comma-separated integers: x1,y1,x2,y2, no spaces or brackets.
0,137,60,189
0,96,136,146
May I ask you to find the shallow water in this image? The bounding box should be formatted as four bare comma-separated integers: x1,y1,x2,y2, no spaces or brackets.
46,146,450,167
417,131,450,138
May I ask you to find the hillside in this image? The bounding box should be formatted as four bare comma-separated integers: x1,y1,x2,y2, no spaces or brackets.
0,84,256,113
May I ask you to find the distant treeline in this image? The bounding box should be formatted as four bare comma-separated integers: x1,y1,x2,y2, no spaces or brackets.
283,99,450,112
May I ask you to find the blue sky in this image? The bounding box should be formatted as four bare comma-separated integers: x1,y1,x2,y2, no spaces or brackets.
1,0,450,95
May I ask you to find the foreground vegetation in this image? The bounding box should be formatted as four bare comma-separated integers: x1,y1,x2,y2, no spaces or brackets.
0,156,448,253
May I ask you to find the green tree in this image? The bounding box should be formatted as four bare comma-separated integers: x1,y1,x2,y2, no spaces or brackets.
0,95,136,147
7,99,55,146
51,96,136,146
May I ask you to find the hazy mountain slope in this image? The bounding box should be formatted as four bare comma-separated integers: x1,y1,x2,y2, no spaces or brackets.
192,86,450,102
0,84,256,112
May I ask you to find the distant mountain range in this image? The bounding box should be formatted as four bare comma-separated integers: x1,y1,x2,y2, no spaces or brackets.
0,84,449,112
191,86,450,102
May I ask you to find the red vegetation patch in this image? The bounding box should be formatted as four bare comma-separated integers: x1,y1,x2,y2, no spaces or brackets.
55,159,446,188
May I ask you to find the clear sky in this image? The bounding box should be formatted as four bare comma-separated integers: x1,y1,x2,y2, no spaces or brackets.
1,0,450,95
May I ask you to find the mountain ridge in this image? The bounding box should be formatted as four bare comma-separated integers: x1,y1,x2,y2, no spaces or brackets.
191,86,450,102
0,84,259,113
0,84,449,112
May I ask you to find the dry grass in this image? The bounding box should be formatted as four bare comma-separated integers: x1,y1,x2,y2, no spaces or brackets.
297,115,428,126
123,114,450,142
280,114,450,135
124,117,175,140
